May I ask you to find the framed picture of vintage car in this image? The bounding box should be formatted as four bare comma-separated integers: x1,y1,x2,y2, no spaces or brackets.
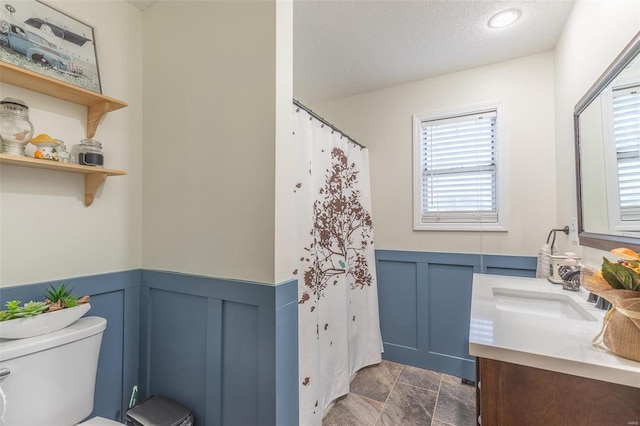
0,0,101,93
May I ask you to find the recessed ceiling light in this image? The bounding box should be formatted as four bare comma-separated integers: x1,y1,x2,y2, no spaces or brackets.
488,9,521,29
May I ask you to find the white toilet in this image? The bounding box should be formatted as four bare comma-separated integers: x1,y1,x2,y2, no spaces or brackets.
0,316,122,425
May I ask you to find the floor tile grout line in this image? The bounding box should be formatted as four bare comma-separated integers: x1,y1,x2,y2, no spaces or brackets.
396,380,441,394
394,366,444,392
372,364,404,426
430,374,444,426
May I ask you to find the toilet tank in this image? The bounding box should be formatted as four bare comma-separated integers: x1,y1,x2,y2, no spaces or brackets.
0,316,107,426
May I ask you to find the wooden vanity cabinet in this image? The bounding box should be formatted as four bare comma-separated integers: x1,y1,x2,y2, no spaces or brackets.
476,357,640,425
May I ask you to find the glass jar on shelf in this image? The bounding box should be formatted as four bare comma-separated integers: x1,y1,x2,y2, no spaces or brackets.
0,98,34,156
77,138,104,167
56,139,70,163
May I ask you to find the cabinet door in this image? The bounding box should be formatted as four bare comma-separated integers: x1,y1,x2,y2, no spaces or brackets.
479,358,640,425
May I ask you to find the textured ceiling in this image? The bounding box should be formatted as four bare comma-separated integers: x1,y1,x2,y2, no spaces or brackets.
294,0,576,104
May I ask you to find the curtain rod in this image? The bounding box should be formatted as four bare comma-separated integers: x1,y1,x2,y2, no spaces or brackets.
293,98,366,149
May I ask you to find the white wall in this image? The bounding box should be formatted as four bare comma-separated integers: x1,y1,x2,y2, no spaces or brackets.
274,1,294,284
4,0,633,287
0,1,143,287
312,52,557,256
141,1,286,284
0,1,293,287
554,0,640,267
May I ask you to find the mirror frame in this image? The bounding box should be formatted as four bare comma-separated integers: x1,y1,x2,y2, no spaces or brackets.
574,31,640,252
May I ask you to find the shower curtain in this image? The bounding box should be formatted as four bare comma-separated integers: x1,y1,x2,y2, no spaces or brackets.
292,104,383,426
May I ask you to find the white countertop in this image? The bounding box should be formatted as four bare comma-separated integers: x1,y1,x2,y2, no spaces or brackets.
469,273,640,388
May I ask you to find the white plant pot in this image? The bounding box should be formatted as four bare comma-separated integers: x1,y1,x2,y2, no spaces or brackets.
0,303,91,339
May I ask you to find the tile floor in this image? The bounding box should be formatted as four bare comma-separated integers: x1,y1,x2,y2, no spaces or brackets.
322,360,476,426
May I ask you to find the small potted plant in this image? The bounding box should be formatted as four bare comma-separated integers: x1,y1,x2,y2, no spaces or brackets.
582,248,640,362
0,283,91,339
43,283,90,312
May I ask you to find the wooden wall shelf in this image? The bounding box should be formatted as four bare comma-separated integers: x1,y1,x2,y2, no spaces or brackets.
0,154,126,206
0,62,128,138
0,63,128,206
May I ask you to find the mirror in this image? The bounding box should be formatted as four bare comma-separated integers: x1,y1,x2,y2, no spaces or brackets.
575,31,640,252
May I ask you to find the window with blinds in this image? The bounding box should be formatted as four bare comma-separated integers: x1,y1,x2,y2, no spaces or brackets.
612,86,640,223
413,103,506,231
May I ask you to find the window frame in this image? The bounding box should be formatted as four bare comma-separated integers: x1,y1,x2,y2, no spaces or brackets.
412,101,508,232
601,78,640,234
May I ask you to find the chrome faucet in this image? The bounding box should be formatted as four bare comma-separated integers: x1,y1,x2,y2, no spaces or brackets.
560,269,581,291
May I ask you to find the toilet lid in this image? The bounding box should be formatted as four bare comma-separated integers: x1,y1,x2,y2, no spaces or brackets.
77,416,122,425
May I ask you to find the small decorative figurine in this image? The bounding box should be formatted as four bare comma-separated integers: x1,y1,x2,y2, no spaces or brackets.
28,134,61,161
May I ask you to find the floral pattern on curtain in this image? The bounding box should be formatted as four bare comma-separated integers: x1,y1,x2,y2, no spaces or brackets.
293,104,383,426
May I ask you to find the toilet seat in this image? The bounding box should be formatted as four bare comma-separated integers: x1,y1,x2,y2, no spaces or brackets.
77,416,123,425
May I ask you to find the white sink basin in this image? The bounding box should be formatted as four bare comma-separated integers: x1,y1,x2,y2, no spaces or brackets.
492,288,597,321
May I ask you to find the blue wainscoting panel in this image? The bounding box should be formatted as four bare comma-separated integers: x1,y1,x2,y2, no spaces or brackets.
275,279,299,426
222,301,260,425
1,269,288,425
427,263,475,359
377,259,417,349
482,254,538,278
140,270,278,426
0,270,140,423
375,251,535,381
0,251,535,425
147,289,208,423
89,290,125,421
206,298,223,425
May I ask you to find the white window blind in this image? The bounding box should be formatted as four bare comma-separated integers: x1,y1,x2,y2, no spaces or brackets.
420,110,497,224
613,86,640,222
